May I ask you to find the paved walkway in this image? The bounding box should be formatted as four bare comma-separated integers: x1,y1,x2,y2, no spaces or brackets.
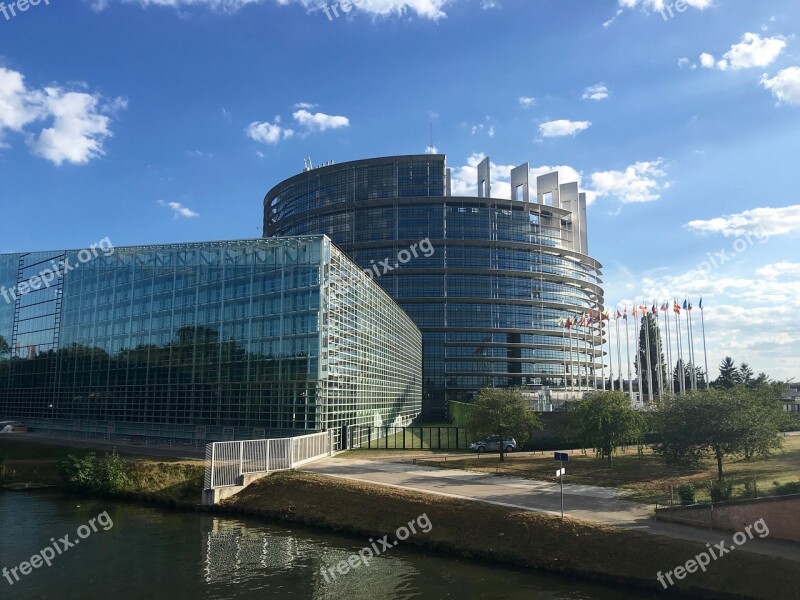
302,457,800,561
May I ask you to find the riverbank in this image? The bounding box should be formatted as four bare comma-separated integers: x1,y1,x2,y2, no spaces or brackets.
220,470,800,600
4,438,798,598
0,438,204,507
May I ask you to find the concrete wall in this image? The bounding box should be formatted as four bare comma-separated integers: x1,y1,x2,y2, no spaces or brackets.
201,472,271,506
656,494,800,542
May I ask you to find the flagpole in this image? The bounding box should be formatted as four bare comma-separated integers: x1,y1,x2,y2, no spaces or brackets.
625,308,633,402
674,300,686,394
652,305,664,399
643,309,654,404
700,299,710,389
688,303,698,391
615,311,623,392
606,311,614,391
684,300,696,391
665,302,674,394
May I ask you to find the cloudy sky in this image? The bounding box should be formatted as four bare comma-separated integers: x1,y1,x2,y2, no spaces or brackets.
1,0,798,380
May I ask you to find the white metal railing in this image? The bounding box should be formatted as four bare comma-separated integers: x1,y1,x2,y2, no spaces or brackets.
204,430,333,489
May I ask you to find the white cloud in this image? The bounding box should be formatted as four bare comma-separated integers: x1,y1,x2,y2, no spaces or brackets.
293,101,318,109
519,96,536,108
539,119,591,138
292,109,349,132
609,0,711,25
158,200,199,218
723,33,786,69
245,118,294,144
685,205,800,237
699,52,716,69
756,262,800,279
590,159,668,204
90,0,453,20
678,57,690,69
0,67,125,165
582,84,609,101
701,33,787,71
625,261,800,381
761,67,800,106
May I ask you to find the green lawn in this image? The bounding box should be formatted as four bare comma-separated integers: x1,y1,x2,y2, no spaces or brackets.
340,434,800,504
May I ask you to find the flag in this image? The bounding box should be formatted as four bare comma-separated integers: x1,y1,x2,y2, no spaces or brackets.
699,297,704,310
633,306,638,318
688,301,693,312
603,308,610,320
651,304,658,315
661,302,668,312
616,308,623,319
683,299,688,311
673,301,681,314
623,306,628,320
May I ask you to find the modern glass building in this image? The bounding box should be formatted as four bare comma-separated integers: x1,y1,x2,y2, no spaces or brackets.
0,236,422,444
264,155,605,419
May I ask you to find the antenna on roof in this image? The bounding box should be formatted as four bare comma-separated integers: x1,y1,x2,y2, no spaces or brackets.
303,157,313,172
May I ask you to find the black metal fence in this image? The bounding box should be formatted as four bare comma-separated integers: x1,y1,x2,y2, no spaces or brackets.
347,426,470,450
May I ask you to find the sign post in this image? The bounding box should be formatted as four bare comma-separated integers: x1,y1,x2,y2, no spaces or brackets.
554,452,569,518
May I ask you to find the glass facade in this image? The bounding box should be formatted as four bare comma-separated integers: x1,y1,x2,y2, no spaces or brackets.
264,156,605,420
0,237,422,443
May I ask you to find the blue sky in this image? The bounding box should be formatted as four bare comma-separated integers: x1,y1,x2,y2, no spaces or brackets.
1,0,799,379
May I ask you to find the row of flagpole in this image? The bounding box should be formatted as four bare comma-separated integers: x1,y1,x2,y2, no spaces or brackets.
558,298,710,402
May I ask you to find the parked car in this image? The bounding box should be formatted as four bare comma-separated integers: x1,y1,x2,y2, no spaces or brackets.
470,436,517,453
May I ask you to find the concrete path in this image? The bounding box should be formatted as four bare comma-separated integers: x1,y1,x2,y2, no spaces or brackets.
302,457,800,562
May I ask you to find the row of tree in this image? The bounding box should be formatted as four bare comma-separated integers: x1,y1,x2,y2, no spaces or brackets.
465,383,790,478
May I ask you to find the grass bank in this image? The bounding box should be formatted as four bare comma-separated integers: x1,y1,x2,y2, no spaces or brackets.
0,438,204,507
345,434,800,503
222,470,799,600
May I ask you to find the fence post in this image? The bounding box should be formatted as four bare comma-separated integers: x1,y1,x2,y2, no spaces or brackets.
329,429,334,456
266,437,271,472
239,441,244,478
290,436,296,468
210,443,216,488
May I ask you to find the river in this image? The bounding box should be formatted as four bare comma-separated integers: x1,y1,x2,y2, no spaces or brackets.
0,492,657,599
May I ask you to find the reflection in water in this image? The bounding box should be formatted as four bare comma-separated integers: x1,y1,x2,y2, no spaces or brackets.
0,493,657,600
204,518,304,583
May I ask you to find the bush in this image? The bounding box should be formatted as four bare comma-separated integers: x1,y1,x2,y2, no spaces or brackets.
677,484,696,505
59,451,128,494
772,480,800,496
709,480,734,502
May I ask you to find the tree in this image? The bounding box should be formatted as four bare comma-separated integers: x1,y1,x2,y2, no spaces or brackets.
652,387,788,480
713,356,740,389
466,388,542,461
573,391,644,465
634,314,666,401
739,363,754,388
0,335,9,358
752,372,771,388
673,360,706,392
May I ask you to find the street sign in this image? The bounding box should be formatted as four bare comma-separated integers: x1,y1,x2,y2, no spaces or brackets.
554,452,569,462
556,467,565,477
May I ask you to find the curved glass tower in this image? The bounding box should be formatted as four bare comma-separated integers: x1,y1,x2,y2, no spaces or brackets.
264,155,605,420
